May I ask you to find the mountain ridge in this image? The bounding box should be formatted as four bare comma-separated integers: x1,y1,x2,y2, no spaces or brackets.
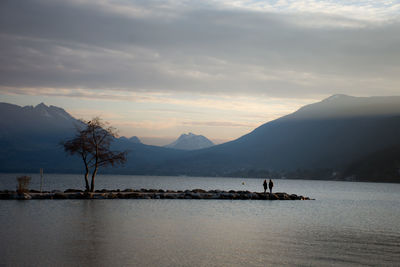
1,95,400,182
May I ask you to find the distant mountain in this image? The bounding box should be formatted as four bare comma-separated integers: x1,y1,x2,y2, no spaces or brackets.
165,133,214,150
120,136,142,144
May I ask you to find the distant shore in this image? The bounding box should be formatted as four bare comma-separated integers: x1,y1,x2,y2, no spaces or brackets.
0,189,313,200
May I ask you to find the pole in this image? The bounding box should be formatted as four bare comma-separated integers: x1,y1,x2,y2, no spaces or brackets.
40,168,44,193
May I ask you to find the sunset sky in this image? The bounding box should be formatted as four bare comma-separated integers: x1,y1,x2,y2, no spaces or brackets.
1,0,399,145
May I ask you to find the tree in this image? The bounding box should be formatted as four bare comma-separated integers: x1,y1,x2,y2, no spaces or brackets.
63,117,127,192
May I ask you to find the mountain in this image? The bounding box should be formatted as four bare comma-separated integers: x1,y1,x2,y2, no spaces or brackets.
342,145,400,182
0,102,186,173
152,95,400,180
120,136,142,144
1,95,400,182
0,102,82,149
165,133,214,150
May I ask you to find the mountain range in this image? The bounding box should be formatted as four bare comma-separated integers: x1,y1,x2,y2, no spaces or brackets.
1,95,400,182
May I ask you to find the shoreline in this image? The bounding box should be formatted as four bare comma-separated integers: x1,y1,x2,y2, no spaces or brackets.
0,189,313,200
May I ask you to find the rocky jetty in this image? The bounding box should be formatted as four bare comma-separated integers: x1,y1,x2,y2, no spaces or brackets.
0,189,313,200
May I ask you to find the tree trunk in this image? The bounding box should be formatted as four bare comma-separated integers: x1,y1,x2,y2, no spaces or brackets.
90,165,98,192
84,171,90,192
81,154,90,192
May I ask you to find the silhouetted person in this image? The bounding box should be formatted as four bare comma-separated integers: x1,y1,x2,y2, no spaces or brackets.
268,179,274,194
263,179,268,194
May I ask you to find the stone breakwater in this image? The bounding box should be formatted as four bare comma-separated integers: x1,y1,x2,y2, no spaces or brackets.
0,189,313,200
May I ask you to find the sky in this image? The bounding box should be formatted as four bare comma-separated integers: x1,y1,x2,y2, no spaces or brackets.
1,0,400,145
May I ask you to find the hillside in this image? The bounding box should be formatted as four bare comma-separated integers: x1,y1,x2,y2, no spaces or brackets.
152,95,400,179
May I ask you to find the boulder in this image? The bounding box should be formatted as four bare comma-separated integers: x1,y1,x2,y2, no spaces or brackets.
192,189,206,193
276,193,291,200
269,194,279,200
16,193,32,200
108,193,118,199
123,188,135,192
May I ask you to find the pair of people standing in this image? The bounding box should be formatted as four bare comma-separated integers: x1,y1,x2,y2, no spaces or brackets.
263,179,273,194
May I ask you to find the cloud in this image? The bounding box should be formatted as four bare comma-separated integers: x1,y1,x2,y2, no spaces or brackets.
0,0,399,99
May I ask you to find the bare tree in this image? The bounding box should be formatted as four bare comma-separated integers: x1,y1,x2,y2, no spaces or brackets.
63,117,127,192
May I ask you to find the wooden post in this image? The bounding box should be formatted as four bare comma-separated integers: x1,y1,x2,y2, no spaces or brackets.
40,168,44,193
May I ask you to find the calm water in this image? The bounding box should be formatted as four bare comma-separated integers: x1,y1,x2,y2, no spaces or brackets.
1,174,400,266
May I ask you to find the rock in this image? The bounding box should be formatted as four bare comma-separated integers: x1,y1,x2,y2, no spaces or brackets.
29,189,41,193
276,193,291,200
249,193,259,199
124,192,141,199
191,193,202,199
108,192,118,199
16,193,32,200
64,189,82,193
123,188,135,192
69,192,85,199
53,192,68,199
0,188,313,201
208,193,220,199
95,193,108,199
269,193,279,200
192,189,206,193
31,194,48,199
0,192,14,199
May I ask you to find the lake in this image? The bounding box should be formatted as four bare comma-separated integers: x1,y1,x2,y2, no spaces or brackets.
1,174,400,266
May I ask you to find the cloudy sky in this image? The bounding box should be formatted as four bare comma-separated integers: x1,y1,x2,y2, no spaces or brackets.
1,0,399,145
